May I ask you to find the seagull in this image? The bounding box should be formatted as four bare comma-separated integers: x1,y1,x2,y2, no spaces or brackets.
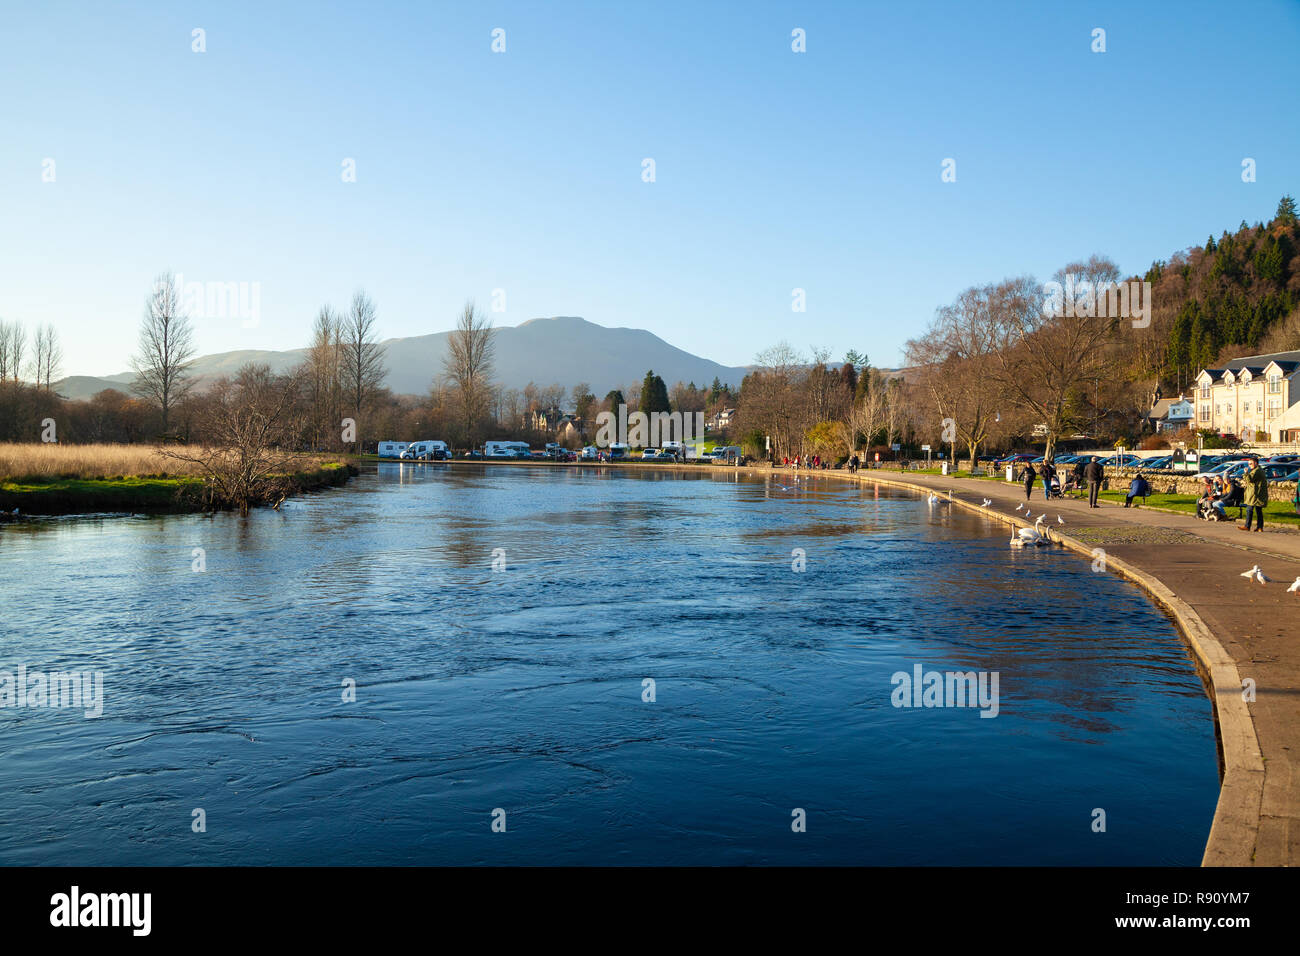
1240,565,1270,585
1288,577,1300,593
1015,503,1024,512
981,498,992,508
1057,515,1065,525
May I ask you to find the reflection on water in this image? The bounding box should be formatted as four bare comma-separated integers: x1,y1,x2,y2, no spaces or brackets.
0,464,1217,864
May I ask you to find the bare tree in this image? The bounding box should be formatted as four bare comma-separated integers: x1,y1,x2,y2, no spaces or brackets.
442,299,496,447
738,342,809,459
161,364,307,514
130,271,196,434
0,321,11,381
40,324,62,390
841,366,887,458
906,285,1001,464
340,290,387,445
301,305,343,449
985,260,1123,460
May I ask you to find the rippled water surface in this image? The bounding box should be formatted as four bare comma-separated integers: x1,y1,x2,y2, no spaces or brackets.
0,465,1218,864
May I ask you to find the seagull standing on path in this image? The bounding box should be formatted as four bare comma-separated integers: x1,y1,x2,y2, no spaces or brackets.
1240,565,1270,585
982,498,992,508
1057,515,1065,525
1015,503,1024,512
1288,577,1300,593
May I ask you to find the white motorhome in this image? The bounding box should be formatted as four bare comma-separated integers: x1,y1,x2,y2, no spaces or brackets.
406,440,451,460
581,446,599,460
485,441,530,458
608,443,630,460
378,441,410,459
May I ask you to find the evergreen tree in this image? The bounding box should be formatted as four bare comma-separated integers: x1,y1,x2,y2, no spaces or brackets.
1205,234,1216,252
604,389,625,410
638,370,670,415
1277,195,1298,226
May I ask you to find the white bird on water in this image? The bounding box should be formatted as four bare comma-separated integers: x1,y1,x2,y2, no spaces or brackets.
1015,516,1050,547
1288,577,1300,593
927,493,940,507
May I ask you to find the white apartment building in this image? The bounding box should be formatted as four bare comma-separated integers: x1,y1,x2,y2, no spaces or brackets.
1194,350,1300,442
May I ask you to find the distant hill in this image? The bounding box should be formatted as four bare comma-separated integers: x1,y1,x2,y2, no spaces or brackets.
54,316,751,401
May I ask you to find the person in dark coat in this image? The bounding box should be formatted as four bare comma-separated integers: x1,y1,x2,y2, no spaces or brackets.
1022,462,1037,500
1084,458,1104,508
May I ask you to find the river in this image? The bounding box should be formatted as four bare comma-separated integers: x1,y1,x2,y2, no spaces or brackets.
0,464,1218,864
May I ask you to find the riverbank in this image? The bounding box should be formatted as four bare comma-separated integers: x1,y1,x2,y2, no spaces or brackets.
0,461,356,515
436,456,1292,866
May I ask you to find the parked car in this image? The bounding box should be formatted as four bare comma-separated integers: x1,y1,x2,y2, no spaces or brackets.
994,453,1035,467
644,449,677,462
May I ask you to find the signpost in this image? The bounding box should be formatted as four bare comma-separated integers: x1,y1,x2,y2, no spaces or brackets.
922,444,931,467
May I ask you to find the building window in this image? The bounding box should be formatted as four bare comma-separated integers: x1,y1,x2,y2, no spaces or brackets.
1200,404,1210,422
1200,384,1211,398
1257,400,1263,413
1215,404,1222,416
1226,403,1232,414
1269,375,1282,393
1269,401,1281,419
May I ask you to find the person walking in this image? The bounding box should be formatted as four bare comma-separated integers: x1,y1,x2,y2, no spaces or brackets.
1084,457,1103,508
1241,455,1268,532
1022,461,1037,500
1041,460,1056,499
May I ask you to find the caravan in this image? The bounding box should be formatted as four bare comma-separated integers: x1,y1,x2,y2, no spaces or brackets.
405,440,451,461
485,441,531,459
378,441,410,459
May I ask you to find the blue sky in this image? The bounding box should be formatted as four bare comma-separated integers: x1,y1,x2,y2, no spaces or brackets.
2,0,1298,379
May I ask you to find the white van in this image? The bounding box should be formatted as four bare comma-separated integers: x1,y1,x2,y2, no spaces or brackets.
378,441,410,459
608,443,630,460
406,440,450,461
485,440,530,458
581,446,599,460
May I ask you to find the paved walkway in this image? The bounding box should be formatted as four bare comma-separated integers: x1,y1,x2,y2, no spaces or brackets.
778,465,1296,866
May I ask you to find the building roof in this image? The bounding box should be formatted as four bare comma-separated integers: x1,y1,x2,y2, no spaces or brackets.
1223,350,1300,369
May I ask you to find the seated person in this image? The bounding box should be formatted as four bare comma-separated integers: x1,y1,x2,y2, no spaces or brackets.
1124,472,1151,508
1198,478,1227,520
1217,475,1244,509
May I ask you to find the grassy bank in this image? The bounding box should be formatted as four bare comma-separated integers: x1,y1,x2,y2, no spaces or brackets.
0,444,354,515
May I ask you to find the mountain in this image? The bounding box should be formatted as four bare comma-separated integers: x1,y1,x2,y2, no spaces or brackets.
54,316,751,401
